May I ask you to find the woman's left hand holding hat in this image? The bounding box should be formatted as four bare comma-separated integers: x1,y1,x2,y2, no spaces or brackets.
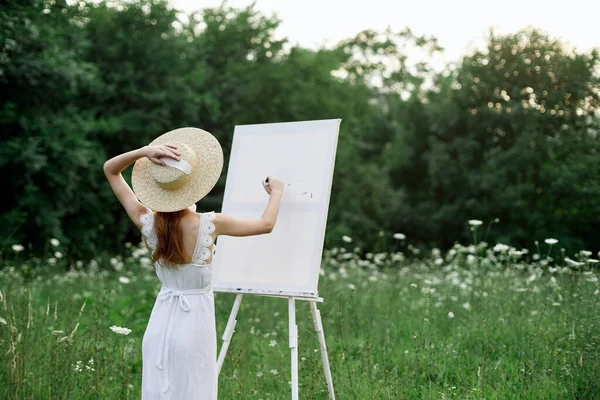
144,144,182,166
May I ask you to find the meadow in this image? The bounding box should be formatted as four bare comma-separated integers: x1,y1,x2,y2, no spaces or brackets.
1,223,599,399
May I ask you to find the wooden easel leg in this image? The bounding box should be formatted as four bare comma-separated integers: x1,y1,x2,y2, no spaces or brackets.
288,297,299,400
217,294,243,377
310,302,336,400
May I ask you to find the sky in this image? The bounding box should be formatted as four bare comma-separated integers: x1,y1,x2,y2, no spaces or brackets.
171,0,598,66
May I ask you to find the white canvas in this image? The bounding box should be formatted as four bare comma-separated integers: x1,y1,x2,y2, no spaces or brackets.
212,119,341,298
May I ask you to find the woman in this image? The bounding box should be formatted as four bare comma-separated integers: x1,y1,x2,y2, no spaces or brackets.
103,127,283,399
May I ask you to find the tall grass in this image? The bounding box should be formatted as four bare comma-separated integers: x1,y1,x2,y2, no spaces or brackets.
1,232,599,399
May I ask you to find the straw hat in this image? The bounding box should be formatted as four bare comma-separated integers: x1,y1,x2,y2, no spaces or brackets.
132,127,223,212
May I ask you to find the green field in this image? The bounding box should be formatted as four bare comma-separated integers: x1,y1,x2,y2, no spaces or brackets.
1,236,599,399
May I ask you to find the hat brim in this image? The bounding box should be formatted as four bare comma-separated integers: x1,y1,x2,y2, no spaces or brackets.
132,127,223,212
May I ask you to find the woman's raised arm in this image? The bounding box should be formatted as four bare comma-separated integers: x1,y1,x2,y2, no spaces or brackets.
214,177,284,237
103,144,181,228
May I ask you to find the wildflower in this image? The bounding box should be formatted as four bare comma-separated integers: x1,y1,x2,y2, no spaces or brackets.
410,283,417,288
0,317,7,325
544,238,558,245
594,290,599,295
565,258,583,267
434,258,443,265
462,302,471,311
50,238,60,247
368,275,378,282
270,369,278,375
109,325,132,335
12,244,24,252
48,258,57,265
73,361,83,372
404,350,409,354
509,250,523,257
256,371,263,377
342,236,352,243
448,312,455,318
581,250,592,257
119,276,130,284
421,287,431,295
468,220,483,226
54,251,63,259
269,340,277,347
586,259,599,264
393,233,406,240
347,283,356,290
493,243,509,252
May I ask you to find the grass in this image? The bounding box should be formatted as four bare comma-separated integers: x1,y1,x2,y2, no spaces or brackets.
1,236,599,399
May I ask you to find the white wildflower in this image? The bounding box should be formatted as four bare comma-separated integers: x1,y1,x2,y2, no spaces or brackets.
410,283,417,288
594,289,599,295
109,325,132,335
448,312,455,318
0,317,7,325
368,275,378,282
48,257,57,265
269,340,277,347
119,276,130,284
565,258,584,267
404,350,409,354
544,238,558,245
256,371,263,377
347,283,356,290
581,250,592,257
270,369,278,375
586,259,599,264
421,287,431,295
493,243,509,252
509,250,523,257
462,302,471,311
393,233,406,240
54,251,63,259
50,238,60,247
12,244,24,252
468,220,483,226
435,258,443,265
73,361,83,372
342,236,352,243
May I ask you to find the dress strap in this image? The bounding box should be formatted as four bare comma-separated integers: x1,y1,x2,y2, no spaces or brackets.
192,211,216,264
139,209,157,254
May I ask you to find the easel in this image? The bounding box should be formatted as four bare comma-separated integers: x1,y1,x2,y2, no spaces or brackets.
216,291,336,400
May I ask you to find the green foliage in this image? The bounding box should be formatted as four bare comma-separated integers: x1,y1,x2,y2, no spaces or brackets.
0,1,598,258
383,29,600,252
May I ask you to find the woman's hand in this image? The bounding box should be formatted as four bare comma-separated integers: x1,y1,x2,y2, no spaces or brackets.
263,176,284,195
144,144,181,166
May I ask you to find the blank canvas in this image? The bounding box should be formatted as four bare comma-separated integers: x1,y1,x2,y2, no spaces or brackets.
212,119,341,298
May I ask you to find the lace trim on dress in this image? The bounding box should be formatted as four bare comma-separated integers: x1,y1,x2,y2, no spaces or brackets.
140,210,158,253
196,211,216,263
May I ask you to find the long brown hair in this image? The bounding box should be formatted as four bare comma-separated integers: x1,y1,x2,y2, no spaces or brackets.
151,210,188,266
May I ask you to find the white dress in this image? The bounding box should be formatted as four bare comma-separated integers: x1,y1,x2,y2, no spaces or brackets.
140,210,218,400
